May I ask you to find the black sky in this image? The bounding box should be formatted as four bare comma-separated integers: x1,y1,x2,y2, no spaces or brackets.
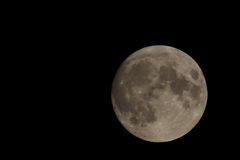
65,15,238,157
10,2,239,158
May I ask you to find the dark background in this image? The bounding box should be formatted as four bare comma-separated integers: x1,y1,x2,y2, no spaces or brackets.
6,2,239,158
61,12,237,157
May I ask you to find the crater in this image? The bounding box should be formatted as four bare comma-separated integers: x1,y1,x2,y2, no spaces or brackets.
190,85,201,99
190,69,199,80
130,116,139,125
143,86,161,101
129,102,157,126
143,104,157,123
182,100,190,110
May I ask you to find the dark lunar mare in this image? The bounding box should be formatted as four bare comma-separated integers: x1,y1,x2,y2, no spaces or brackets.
157,64,201,108
112,60,158,126
158,65,191,97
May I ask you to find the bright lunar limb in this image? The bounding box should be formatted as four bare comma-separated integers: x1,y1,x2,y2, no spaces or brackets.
111,45,208,142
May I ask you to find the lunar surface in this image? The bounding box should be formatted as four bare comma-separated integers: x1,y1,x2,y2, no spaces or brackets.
111,45,208,142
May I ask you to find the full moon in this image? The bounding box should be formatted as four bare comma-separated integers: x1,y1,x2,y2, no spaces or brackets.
111,45,208,142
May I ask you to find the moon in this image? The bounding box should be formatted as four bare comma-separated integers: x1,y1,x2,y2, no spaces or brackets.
111,45,208,142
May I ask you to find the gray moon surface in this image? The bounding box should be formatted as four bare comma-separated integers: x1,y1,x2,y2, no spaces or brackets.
111,45,208,142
